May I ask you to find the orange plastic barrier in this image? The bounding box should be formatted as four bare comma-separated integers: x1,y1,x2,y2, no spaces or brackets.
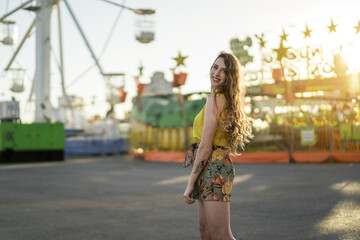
231,152,289,163
292,152,330,163
332,152,360,163
144,150,185,163
143,151,360,163
143,151,290,163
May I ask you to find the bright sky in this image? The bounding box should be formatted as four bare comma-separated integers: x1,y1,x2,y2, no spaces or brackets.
1,0,360,121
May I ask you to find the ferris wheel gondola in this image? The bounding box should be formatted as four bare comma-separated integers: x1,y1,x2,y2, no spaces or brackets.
135,9,155,43
7,68,26,93
0,19,18,45
104,73,127,105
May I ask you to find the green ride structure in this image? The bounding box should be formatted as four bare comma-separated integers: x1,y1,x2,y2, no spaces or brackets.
0,122,64,162
0,101,64,163
131,93,206,152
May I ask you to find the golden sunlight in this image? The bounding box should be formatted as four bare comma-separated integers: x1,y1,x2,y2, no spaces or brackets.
330,181,360,196
316,200,360,239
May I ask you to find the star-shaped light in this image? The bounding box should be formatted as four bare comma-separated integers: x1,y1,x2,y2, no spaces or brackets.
255,33,266,48
259,38,266,48
327,18,337,33
138,63,144,76
172,51,188,68
302,24,312,38
280,28,289,42
272,40,290,62
354,20,360,34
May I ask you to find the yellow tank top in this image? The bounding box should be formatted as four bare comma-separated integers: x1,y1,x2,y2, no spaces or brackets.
192,89,227,146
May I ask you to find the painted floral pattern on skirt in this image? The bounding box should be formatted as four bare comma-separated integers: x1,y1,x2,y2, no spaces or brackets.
191,147,235,202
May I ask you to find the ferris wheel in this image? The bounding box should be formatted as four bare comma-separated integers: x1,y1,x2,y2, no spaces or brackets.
0,0,156,124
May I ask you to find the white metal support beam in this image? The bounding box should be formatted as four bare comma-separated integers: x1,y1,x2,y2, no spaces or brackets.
56,3,77,128
34,0,55,122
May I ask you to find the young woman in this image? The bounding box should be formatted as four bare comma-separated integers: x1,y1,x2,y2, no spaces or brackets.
183,52,253,240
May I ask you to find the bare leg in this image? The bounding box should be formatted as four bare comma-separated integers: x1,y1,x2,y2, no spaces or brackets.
197,200,211,240
203,201,235,240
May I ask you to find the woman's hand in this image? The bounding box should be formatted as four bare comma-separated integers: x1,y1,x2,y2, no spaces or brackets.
183,184,195,204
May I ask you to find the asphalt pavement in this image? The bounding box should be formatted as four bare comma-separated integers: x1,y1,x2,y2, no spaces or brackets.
0,155,359,240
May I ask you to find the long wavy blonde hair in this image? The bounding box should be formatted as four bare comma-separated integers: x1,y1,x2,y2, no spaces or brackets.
212,51,253,154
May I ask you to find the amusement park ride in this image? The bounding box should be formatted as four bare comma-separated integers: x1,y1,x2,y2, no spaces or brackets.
130,16,360,163
227,19,360,163
0,0,156,162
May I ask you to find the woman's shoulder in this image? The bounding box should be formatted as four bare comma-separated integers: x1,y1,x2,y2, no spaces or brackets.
210,89,225,99
207,90,226,113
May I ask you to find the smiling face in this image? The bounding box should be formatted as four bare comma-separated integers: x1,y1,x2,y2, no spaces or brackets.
210,57,226,90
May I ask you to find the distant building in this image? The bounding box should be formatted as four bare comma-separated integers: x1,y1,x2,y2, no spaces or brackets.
142,72,174,96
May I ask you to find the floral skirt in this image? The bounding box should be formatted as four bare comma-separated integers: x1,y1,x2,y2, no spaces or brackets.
191,145,235,202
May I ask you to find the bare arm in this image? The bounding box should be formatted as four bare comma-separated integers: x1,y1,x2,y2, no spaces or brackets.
183,94,225,204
